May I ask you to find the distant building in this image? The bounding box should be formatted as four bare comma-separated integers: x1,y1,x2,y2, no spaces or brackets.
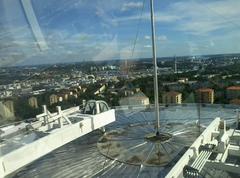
124,90,134,97
68,90,78,99
162,82,185,91
73,93,78,99
196,88,214,104
119,92,149,106
227,86,240,99
58,96,63,102
178,78,188,84
58,92,69,102
0,100,15,119
81,88,87,93
162,91,182,104
32,89,46,95
21,87,33,95
134,88,141,93
3,100,14,114
69,87,79,93
94,85,106,95
0,90,13,98
49,94,58,105
28,96,38,108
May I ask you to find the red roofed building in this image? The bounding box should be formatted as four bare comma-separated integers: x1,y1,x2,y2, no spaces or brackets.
227,86,240,99
196,88,214,104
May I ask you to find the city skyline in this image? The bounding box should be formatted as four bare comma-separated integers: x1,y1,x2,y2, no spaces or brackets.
0,0,240,66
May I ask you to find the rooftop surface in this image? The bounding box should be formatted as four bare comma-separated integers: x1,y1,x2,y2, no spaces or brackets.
7,104,238,178
227,86,240,90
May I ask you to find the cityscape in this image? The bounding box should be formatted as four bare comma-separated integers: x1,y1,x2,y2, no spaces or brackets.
1,53,240,124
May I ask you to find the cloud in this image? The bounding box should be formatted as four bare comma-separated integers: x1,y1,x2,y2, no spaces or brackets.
144,45,152,48
144,35,168,42
114,12,181,23
157,35,168,42
121,2,143,11
144,35,151,40
155,14,181,23
210,40,215,47
168,0,240,35
92,36,119,61
2,0,240,66
115,0,240,36
95,6,118,27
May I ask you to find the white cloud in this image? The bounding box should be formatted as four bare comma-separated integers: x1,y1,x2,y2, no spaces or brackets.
144,35,151,40
145,35,168,42
210,40,215,47
144,45,152,48
95,7,118,27
92,36,119,61
116,0,240,36
168,0,240,35
114,12,181,23
121,2,143,11
155,14,181,23
157,35,168,42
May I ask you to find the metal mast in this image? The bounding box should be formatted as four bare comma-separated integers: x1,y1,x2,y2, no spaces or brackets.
150,0,160,135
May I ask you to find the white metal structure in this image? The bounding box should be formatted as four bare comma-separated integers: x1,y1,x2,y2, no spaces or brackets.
0,101,238,174
0,100,115,178
149,0,160,134
166,116,240,178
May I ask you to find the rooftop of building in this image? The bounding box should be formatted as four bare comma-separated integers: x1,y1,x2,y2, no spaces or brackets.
196,88,214,92
227,86,240,90
163,91,182,96
120,91,149,100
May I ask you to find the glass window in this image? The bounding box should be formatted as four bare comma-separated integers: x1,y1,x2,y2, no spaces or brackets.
1,1,240,177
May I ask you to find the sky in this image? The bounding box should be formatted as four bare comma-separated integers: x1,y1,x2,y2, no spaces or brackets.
0,0,240,66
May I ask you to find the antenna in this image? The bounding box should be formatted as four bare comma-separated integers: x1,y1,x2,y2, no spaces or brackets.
150,0,160,135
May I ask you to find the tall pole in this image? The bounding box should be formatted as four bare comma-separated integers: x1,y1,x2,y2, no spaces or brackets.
197,102,201,134
150,0,160,135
